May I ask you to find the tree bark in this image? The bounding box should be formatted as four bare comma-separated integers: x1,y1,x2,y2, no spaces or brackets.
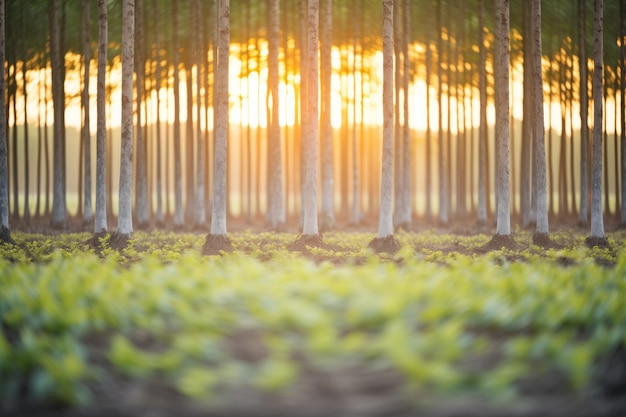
268,0,285,230
173,0,184,228
590,0,605,239
437,0,448,225
117,0,135,236
194,0,207,227
94,0,108,234
0,0,9,239
134,0,149,228
320,0,334,229
49,0,67,229
209,0,230,237
477,0,488,226
579,0,590,225
495,0,511,236
81,0,92,226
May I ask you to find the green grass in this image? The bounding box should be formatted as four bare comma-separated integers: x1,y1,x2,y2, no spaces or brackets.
0,230,625,410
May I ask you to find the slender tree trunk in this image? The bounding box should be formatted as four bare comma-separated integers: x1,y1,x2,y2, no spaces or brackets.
50,0,67,229
520,0,532,228
301,0,320,237
398,0,412,228
579,0,590,225
36,61,43,218
173,0,184,227
437,0,448,225
425,41,432,221
21,9,30,224
134,0,149,228
477,0,488,226
351,5,361,226
94,0,108,234
621,0,626,225
185,63,195,223
532,0,549,237
117,0,135,237
0,0,9,241
320,0,334,229
153,0,163,225
495,0,511,236
267,0,285,230
370,0,398,252
194,0,206,227
80,0,92,226
208,0,231,239
589,0,605,239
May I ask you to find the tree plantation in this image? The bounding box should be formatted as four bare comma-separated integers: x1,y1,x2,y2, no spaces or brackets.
2,0,626,416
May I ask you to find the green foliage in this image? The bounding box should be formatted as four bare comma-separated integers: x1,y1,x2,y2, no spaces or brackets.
1,230,625,408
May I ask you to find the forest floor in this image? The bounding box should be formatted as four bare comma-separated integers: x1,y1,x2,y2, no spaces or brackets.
3,213,626,417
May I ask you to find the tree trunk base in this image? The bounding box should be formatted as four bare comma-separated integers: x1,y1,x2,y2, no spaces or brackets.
288,234,328,252
86,230,109,249
532,232,563,250
480,234,519,252
135,221,151,231
202,234,234,255
50,218,67,231
584,235,611,249
367,235,401,254
109,232,132,251
0,226,15,245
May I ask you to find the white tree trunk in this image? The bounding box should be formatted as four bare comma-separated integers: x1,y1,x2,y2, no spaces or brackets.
134,0,149,227
268,0,285,230
50,0,67,229
302,0,319,236
579,0,590,225
0,0,8,232
378,0,394,239
532,0,549,235
477,0,487,225
117,0,135,236
94,0,108,234
399,0,411,228
194,0,206,227
590,0,605,238
210,0,230,236
495,0,511,236
320,0,334,229
81,0,92,225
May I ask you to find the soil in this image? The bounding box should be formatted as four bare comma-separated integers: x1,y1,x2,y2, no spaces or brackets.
202,233,235,255
367,235,401,254
532,232,564,249
287,234,330,252
478,233,520,252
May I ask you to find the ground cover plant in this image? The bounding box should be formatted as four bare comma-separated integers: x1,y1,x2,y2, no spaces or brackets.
1,229,626,417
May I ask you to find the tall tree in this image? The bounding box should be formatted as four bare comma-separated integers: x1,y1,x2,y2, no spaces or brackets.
477,0,488,228
531,0,557,248
134,0,149,228
203,0,234,254
117,0,135,240
437,0,448,225
587,0,606,245
578,0,590,226
81,0,92,226
194,0,207,228
268,0,285,230
368,0,400,253
153,0,164,226
172,0,184,228
320,0,334,230
291,0,325,250
20,3,30,225
0,0,11,244
485,0,516,249
621,0,626,227
94,0,108,236
49,0,67,229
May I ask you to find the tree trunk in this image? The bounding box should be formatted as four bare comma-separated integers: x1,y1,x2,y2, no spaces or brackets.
477,0,488,226
495,0,511,236
209,0,230,237
532,0,549,236
579,0,590,225
301,0,320,237
376,0,394,240
21,6,30,225
621,0,626,225
425,41,432,221
590,0,605,239
173,0,184,228
49,0,67,229
0,0,9,240
437,0,448,225
134,0,149,228
267,0,285,230
94,0,108,234
117,0,135,237
520,0,532,228
320,0,334,229
398,0,412,228
194,0,207,227
153,0,163,226
79,0,92,225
